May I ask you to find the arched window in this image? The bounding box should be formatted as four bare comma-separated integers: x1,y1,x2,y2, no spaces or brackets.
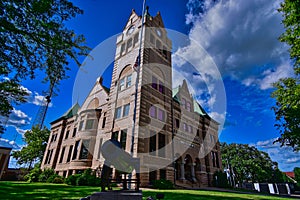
118,65,133,91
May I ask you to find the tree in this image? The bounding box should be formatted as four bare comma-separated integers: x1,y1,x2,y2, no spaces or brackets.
0,0,89,133
221,143,279,186
12,126,50,169
272,0,300,151
295,167,300,185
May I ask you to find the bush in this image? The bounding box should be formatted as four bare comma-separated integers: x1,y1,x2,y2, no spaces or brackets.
52,176,65,184
65,174,81,186
76,170,101,186
153,179,174,189
38,168,55,182
23,165,42,182
65,169,100,186
46,174,64,184
213,171,231,188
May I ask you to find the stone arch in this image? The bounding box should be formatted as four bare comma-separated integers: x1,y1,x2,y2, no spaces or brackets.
184,154,193,181
87,98,99,109
152,65,165,80
174,154,183,180
195,158,201,172
118,64,132,79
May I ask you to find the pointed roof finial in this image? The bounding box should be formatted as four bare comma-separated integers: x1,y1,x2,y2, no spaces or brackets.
145,6,150,16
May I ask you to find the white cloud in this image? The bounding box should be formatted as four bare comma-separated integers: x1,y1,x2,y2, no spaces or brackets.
209,111,225,124
20,86,53,107
2,108,31,127
259,62,294,90
253,138,300,171
178,0,290,90
15,127,29,136
0,138,20,149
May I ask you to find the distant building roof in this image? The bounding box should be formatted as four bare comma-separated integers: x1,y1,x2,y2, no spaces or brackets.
284,172,295,179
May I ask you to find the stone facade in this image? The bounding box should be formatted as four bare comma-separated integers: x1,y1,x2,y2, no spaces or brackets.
41,9,222,187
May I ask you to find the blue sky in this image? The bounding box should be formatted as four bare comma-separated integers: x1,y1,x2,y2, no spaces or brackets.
1,0,299,171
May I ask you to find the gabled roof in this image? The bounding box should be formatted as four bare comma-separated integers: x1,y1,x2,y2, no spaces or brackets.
284,172,295,179
50,103,80,125
172,84,207,117
193,100,207,116
172,86,180,102
62,103,80,119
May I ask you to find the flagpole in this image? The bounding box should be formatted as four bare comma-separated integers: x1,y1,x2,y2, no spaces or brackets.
129,0,147,189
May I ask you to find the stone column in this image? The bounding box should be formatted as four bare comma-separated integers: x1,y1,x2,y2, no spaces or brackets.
180,161,185,180
191,163,197,182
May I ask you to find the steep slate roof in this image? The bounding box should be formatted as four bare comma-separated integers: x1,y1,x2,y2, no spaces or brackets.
193,100,207,116
172,86,207,116
50,103,80,124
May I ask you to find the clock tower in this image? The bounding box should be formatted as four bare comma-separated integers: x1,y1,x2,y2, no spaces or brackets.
106,7,173,186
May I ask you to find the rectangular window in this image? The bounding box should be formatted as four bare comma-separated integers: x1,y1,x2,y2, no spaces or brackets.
121,43,125,55
119,78,125,90
149,132,156,156
120,129,127,150
59,147,66,163
65,130,70,139
149,170,157,185
156,40,161,50
126,74,132,88
47,149,53,164
149,106,156,118
183,123,187,131
86,119,94,130
72,128,77,137
50,135,55,142
150,34,155,44
159,80,164,93
163,48,168,59
152,76,157,89
158,108,164,121
212,152,216,167
44,150,50,165
73,141,80,160
160,169,166,180
182,98,186,108
102,114,106,128
188,125,192,133
127,38,132,50
79,140,90,159
134,33,139,45
175,119,180,128
158,133,166,157
79,121,84,131
97,138,103,159
186,102,191,111
67,145,73,162
123,104,130,117
115,107,122,119
112,131,119,141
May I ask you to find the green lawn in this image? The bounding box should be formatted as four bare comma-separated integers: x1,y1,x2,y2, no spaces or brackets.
0,181,295,200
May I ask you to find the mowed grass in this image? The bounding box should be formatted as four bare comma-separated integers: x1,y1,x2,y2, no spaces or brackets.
0,181,99,200
0,181,295,200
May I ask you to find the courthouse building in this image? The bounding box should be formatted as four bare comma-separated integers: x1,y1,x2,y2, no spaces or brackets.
41,8,222,187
